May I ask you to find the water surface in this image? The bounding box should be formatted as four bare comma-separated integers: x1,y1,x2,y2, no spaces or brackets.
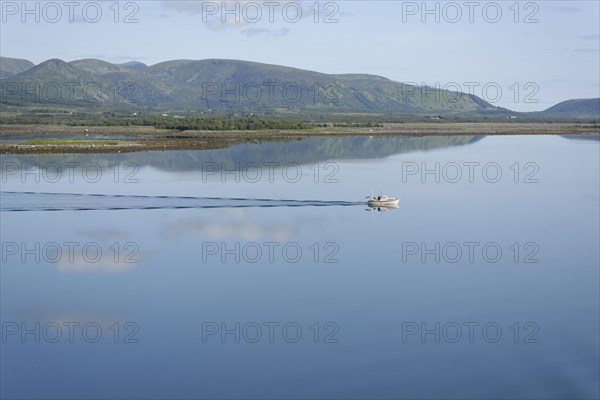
1,135,598,399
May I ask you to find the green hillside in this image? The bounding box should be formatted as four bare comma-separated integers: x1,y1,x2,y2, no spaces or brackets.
1,57,504,115
120,61,148,71
1,59,118,106
540,98,600,118
0,56,35,79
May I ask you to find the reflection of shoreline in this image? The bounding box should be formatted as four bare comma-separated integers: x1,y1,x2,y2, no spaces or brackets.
561,135,600,141
4,133,597,173
1,135,485,169
2,124,598,155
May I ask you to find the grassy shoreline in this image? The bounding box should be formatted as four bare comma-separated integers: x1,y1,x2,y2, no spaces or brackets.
1,123,598,154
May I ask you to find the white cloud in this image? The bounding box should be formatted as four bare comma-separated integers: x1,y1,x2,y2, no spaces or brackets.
56,252,142,272
163,215,298,241
241,27,290,38
550,6,581,13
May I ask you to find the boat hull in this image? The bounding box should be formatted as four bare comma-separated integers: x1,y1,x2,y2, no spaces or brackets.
367,199,399,207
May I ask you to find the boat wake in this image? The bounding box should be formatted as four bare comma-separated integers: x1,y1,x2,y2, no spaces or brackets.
0,191,363,212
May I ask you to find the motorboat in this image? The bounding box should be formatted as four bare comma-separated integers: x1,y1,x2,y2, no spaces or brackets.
367,195,399,207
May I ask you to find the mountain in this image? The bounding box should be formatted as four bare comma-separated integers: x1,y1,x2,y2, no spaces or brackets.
0,56,35,79
69,59,132,75
0,57,506,115
0,59,116,105
538,98,600,119
120,61,148,71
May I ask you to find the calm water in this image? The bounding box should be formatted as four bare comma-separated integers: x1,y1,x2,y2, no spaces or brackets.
1,135,599,399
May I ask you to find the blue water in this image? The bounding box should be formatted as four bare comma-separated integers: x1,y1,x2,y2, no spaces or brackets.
1,135,599,399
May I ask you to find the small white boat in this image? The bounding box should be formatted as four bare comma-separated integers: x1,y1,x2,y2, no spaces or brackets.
367,195,399,207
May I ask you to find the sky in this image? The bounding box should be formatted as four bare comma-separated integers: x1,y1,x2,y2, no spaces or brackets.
1,0,599,111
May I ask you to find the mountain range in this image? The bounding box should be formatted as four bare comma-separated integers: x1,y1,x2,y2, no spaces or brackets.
0,57,35,79
530,98,600,119
0,56,598,120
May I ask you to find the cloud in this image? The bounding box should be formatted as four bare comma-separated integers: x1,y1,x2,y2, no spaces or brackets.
166,219,297,241
573,49,600,53
75,228,130,242
49,239,144,273
550,6,581,13
161,0,305,16
160,0,205,15
241,27,290,38
13,311,133,327
206,16,249,31
56,253,141,272
160,1,250,30
364,65,389,71
582,34,600,41
163,214,298,241
159,0,314,31
240,27,270,37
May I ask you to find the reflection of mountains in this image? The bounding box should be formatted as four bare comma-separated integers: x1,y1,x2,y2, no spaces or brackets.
4,136,483,170
560,135,600,142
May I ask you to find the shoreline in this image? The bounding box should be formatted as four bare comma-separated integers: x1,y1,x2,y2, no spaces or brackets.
1,123,598,154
